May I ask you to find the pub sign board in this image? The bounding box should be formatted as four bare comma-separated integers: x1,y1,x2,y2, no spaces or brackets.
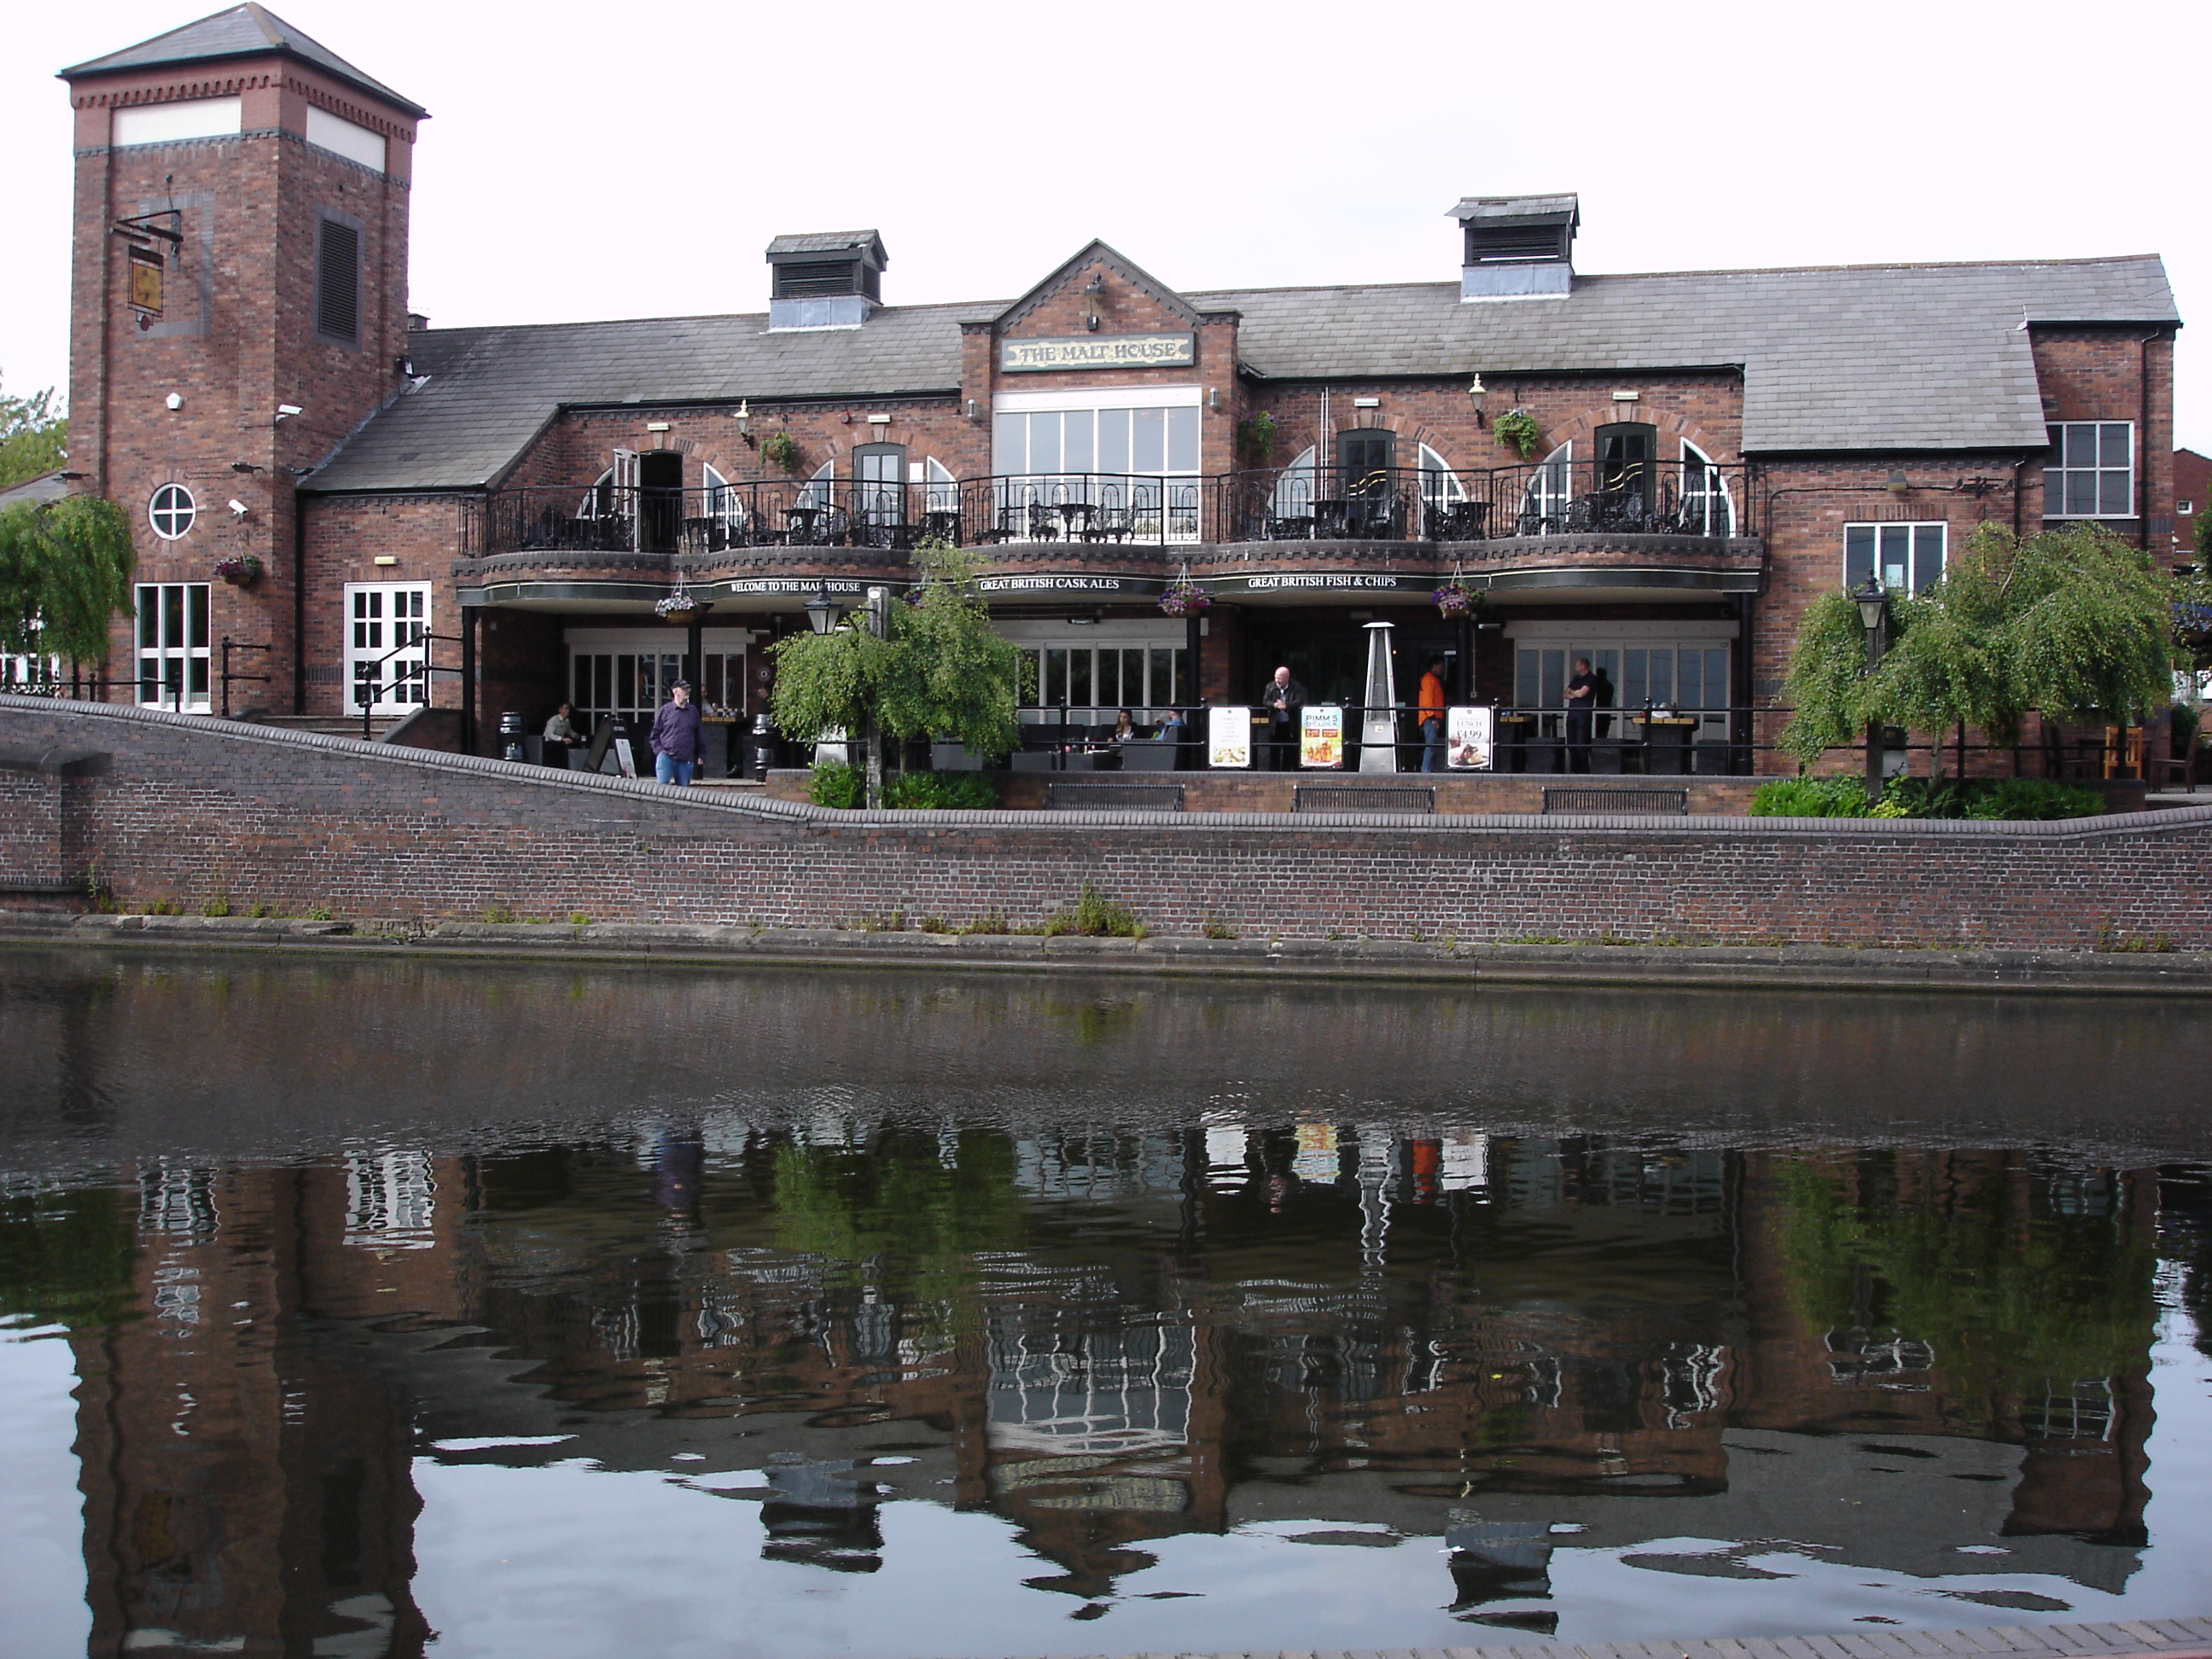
1001,334,1196,373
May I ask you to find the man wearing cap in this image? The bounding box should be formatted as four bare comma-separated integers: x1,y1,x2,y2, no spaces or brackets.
649,679,706,786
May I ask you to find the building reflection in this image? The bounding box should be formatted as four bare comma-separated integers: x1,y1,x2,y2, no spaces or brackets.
32,1127,2174,1652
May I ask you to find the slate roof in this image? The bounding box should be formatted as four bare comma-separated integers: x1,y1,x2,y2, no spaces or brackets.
766,231,885,263
1450,195,1580,222
305,253,2178,493
60,3,427,119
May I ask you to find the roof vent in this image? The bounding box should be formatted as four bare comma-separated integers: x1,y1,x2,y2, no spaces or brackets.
766,230,886,330
1447,195,1578,301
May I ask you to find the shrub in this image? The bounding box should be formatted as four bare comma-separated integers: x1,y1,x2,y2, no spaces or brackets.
958,910,1009,935
200,893,231,917
808,760,862,809
882,771,998,810
1200,917,1237,940
1749,776,1871,818
1039,882,1145,939
1961,777,2105,819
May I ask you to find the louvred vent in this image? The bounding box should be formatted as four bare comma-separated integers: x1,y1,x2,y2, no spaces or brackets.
317,219,360,341
1468,223,1569,264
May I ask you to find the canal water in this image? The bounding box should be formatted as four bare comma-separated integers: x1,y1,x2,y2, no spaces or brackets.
2,951,2209,1659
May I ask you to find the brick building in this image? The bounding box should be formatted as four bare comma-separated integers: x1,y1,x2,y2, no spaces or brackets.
60,5,2184,771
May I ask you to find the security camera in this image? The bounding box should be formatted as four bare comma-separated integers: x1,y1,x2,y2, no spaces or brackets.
228,498,250,516
274,404,303,422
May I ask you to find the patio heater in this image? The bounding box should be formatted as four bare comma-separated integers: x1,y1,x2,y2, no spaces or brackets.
1359,620,1400,773
1854,574,1889,801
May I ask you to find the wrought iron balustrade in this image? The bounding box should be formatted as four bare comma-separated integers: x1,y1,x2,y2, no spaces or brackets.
461,458,1754,557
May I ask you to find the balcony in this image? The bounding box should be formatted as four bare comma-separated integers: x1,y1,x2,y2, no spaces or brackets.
458,463,1759,602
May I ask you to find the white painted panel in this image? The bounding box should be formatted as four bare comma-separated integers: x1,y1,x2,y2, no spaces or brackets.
993,384,1201,413
113,97,242,146
306,105,387,172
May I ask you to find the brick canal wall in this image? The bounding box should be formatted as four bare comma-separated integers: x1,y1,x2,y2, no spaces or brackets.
4,696,2209,949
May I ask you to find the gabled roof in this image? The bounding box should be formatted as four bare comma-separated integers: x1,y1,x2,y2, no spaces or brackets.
303,253,2180,493
993,240,1205,331
60,3,426,120
1450,194,1580,224
0,472,73,510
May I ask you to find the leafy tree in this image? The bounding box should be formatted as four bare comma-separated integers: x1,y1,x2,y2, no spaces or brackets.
0,380,67,490
0,495,137,677
1781,522,2175,767
771,538,1023,807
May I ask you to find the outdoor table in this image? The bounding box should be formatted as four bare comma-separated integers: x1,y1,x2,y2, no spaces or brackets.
1630,714,1697,775
921,509,961,544
1057,502,1097,539
785,506,824,544
1312,499,1351,538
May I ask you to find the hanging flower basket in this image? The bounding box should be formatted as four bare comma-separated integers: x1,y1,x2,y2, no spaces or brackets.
1433,583,1477,617
1493,407,1543,461
655,592,701,624
213,553,262,587
1158,579,1209,617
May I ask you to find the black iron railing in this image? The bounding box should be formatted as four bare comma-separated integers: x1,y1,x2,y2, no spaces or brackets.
463,461,1755,557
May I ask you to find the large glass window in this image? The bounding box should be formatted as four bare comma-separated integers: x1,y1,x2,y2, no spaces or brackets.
992,389,1202,543
1845,522,1946,595
568,629,749,731
2046,422,2133,518
1511,632,1733,741
135,582,210,710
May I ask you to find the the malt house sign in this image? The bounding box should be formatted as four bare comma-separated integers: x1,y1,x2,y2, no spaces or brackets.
1000,333,1196,372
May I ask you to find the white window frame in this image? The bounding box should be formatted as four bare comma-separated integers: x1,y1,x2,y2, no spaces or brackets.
1525,439,1574,531
2046,421,2135,520
1844,521,1947,596
135,582,211,711
344,582,432,713
148,483,196,541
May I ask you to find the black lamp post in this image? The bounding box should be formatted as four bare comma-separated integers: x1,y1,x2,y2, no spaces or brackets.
1854,573,1890,801
803,583,843,636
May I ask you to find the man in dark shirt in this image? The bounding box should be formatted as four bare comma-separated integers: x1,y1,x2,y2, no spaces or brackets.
1259,666,1306,771
1564,656,1596,773
649,680,706,786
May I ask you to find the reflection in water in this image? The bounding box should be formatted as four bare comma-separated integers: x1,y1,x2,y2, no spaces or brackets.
0,952,2209,1658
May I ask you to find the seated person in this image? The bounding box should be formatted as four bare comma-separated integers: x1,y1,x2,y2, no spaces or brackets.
1112,708,1137,744
542,701,589,767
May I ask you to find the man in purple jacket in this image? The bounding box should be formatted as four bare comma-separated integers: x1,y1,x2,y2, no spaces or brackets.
649,680,706,786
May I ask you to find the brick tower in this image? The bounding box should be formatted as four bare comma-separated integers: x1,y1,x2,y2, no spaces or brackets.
61,4,424,714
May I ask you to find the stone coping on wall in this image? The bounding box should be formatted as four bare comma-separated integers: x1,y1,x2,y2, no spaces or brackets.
894,1615,2212,1659
6,696,2208,844
8,913,2212,996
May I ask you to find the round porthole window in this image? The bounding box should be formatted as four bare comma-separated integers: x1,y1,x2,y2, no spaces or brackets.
148,483,196,540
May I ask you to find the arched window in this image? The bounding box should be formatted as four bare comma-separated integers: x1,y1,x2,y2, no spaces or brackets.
1679,440,1735,536
1417,444,1465,506
800,457,835,512
148,483,196,540
1271,445,1317,521
703,463,746,541
1522,440,1573,533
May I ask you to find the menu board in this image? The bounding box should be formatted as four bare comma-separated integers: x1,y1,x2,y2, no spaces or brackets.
1208,705,1252,769
1447,706,1494,771
1300,705,1344,769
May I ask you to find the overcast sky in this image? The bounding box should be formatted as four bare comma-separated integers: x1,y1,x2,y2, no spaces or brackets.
4,0,2206,458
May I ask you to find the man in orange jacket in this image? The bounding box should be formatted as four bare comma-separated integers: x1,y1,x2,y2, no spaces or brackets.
1418,657,1448,773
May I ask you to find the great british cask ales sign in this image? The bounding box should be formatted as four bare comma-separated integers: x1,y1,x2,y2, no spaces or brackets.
1000,333,1196,372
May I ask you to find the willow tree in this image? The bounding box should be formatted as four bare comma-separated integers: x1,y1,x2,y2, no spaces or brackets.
0,494,137,683
771,538,1023,807
1781,522,2174,770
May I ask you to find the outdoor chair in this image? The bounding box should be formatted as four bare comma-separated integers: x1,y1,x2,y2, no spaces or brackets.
2151,723,2201,793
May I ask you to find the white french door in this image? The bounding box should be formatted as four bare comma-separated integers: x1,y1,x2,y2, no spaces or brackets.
345,583,431,712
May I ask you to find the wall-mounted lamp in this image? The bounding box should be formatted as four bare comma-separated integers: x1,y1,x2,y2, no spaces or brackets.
1083,274,1104,294
964,399,981,422
1207,387,1219,411
1468,375,1486,396
1086,312,1101,332
274,404,302,423
230,461,264,474
734,399,754,447
166,393,183,410
1886,470,1912,495
393,355,414,377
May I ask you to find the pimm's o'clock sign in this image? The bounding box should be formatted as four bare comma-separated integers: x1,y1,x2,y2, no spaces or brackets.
1000,333,1196,372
